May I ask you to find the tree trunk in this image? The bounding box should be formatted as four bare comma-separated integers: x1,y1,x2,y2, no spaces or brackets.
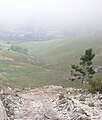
81,76,84,88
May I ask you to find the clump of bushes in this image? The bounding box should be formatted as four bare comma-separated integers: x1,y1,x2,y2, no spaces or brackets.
11,45,28,54
88,78,102,93
88,102,95,107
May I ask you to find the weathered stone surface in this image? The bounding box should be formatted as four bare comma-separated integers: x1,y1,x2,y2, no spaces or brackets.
0,86,102,120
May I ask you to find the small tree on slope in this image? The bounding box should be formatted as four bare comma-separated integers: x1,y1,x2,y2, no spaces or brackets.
70,48,95,87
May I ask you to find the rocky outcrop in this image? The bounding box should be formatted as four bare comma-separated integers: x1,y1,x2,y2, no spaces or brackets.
0,85,102,120
0,100,9,120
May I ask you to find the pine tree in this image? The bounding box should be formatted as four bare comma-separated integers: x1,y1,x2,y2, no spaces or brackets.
70,48,95,87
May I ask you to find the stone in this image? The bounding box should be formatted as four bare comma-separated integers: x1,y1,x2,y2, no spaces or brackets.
0,100,8,120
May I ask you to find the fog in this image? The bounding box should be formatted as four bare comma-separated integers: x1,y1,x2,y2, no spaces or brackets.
0,0,102,36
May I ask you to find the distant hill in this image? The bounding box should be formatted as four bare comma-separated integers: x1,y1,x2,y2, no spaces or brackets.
0,25,102,42
0,27,69,42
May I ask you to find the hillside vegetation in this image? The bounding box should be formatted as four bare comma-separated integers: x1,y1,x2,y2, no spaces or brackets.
0,33,102,88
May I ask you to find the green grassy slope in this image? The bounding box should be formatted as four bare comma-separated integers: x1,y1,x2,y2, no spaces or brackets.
19,33,102,70
0,33,102,88
0,51,79,88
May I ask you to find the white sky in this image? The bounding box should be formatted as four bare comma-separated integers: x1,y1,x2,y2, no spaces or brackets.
0,0,102,29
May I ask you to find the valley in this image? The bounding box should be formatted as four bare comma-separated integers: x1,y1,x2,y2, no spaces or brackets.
0,33,102,88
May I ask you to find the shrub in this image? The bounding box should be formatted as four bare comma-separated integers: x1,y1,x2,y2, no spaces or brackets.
88,78,102,93
88,102,95,107
58,93,65,100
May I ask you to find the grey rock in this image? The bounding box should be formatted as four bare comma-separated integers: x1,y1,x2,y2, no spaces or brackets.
0,100,9,120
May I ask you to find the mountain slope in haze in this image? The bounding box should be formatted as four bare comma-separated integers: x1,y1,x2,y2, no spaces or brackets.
0,27,74,42
0,33,102,88
0,25,102,42
19,33,102,67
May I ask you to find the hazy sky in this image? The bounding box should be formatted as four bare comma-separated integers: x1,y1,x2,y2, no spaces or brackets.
0,0,102,29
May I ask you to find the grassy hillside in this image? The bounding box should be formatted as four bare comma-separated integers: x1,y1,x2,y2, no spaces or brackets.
0,33,102,88
19,33,102,69
0,51,79,88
